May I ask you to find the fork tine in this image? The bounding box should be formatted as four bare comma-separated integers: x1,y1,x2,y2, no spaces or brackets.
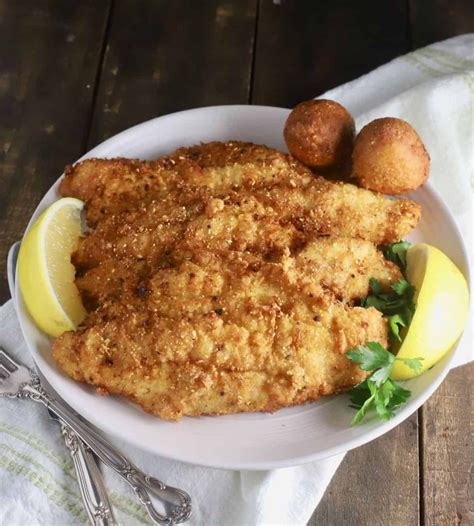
0,363,10,380
0,348,19,372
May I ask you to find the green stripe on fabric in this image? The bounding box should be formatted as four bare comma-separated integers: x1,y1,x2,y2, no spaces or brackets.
109,491,154,525
0,422,158,523
462,72,474,96
0,450,88,524
418,47,474,71
0,422,75,475
0,442,83,500
402,54,443,77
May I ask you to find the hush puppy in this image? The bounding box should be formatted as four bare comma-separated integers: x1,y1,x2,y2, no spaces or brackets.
284,99,355,170
352,117,430,195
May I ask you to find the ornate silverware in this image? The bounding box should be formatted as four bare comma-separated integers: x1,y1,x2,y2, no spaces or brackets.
0,348,191,525
5,242,191,525
8,240,117,526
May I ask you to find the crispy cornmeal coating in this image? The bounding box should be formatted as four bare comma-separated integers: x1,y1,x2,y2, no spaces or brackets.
60,142,312,226
54,250,389,420
75,232,401,310
54,140,420,420
72,193,299,271
61,141,420,244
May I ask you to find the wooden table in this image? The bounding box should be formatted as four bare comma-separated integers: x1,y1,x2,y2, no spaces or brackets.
0,2,472,524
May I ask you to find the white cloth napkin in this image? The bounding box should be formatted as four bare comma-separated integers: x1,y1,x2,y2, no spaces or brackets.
1,34,473,526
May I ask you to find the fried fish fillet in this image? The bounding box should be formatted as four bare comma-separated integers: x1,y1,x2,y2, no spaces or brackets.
53,140,420,420
75,233,401,310
60,142,311,225
54,250,390,420
72,193,299,272
61,142,420,244
72,186,402,308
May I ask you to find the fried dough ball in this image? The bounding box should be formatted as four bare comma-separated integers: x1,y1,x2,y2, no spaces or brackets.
352,117,430,195
284,99,355,170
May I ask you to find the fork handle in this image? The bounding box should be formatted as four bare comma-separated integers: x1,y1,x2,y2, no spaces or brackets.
7,241,117,526
21,384,191,525
61,423,118,526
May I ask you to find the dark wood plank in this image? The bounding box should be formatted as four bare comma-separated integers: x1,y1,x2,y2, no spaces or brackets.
0,0,112,303
252,0,410,107
421,363,474,525
410,0,474,48
88,0,257,147
310,414,420,526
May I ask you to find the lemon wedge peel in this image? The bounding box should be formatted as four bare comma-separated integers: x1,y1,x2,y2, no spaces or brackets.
390,243,469,380
18,198,86,338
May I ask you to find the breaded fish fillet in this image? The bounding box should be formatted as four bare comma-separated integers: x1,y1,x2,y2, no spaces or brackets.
72,194,299,272
61,142,420,244
53,140,420,420
54,250,390,420
75,234,401,310
60,142,311,225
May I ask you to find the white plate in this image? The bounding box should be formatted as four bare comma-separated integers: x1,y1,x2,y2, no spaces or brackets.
15,105,471,470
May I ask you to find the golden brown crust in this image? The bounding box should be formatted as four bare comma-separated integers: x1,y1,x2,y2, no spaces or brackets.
61,142,314,225
75,232,401,311
284,99,355,170
54,248,390,420
352,117,430,195
62,142,420,244
252,180,421,244
54,140,422,420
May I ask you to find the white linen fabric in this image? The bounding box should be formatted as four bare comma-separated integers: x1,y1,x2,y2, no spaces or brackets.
0,34,472,526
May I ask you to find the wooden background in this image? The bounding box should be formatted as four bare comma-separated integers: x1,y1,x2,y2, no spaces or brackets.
0,1,472,524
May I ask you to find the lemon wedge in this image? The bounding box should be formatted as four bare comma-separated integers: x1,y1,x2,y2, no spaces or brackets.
18,198,86,337
391,243,469,380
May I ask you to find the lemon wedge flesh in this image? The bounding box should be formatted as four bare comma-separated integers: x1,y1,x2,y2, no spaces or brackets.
391,243,469,380
18,198,86,337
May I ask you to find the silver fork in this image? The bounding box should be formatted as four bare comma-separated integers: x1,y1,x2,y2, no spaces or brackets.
7,241,117,526
58,421,118,526
0,349,116,526
0,348,192,525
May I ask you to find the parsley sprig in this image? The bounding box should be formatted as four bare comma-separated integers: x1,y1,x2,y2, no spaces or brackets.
359,240,416,344
347,342,423,425
347,241,421,425
381,241,411,272
361,277,416,342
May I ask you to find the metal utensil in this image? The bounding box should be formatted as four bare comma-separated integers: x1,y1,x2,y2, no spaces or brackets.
7,241,117,526
0,348,191,525
5,243,192,524
51,410,118,525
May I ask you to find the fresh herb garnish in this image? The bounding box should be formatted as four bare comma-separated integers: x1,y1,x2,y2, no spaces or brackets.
347,342,423,425
347,241,421,424
381,241,411,272
361,277,416,343
361,278,415,316
388,314,406,342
